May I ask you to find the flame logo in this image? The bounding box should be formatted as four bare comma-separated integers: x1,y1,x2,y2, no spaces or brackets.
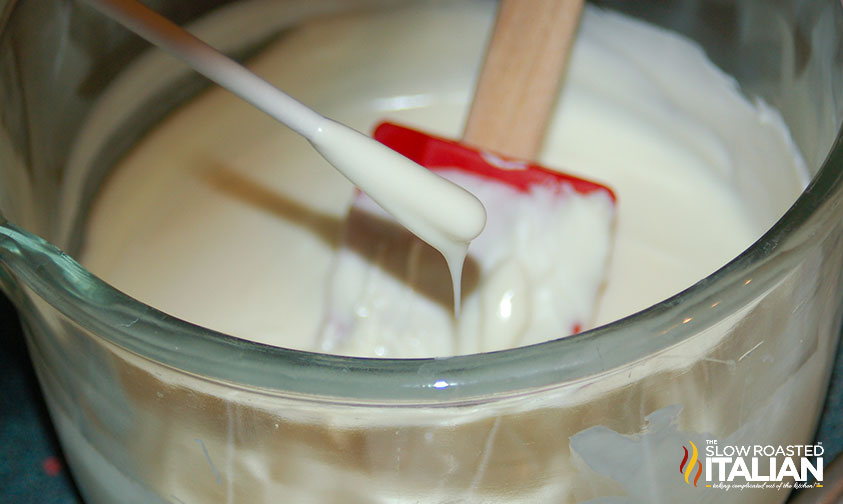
679,441,703,487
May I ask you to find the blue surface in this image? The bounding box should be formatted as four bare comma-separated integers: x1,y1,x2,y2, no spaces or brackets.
0,293,840,503
0,296,81,503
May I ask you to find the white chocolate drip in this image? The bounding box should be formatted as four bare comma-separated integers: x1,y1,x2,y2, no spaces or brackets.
85,0,486,315
309,119,486,316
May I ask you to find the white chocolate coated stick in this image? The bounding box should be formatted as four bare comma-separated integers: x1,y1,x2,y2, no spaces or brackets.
81,0,486,286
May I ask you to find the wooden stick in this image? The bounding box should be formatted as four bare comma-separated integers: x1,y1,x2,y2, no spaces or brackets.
462,0,584,160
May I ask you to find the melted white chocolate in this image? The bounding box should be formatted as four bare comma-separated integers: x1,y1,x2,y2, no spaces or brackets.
86,0,488,316
81,1,807,356
310,119,486,317
320,170,614,357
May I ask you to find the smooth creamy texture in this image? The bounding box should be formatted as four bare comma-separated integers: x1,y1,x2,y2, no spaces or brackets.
94,0,488,314
310,119,487,313
321,171,614,357
82,1,807,355
87,0,489,284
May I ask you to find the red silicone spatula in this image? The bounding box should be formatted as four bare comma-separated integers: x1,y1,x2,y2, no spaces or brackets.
374,0,614,201
322,0,618,355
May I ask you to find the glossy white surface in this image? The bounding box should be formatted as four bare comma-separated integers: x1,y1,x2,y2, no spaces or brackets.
82,0,806,355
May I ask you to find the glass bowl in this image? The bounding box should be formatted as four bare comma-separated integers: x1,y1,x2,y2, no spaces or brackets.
0,0,840,502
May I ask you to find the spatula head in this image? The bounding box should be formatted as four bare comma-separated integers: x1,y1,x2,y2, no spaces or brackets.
316,122,617,357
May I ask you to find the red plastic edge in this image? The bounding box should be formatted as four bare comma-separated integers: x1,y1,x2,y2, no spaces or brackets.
373,121,616,202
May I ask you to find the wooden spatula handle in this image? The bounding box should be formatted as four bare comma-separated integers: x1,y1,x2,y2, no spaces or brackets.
462,0,584,160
